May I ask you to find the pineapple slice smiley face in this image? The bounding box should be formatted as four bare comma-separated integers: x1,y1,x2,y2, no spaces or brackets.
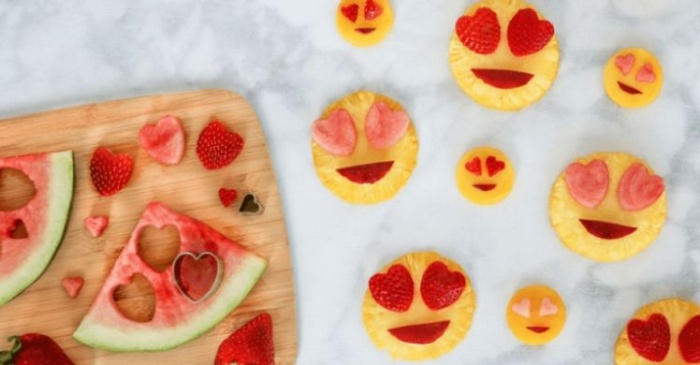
456,146,515,205
311,91,418,204
604,48,664,108
549,152,667,262
506,285,566,345
336,0,394,47
449,0,560,111
362,251,476,361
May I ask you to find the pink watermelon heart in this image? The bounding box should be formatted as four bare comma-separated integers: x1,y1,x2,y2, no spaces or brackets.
617,163,664,211
312,109,357,156
84,216,109,238
616,54,635,75
636,63,657,83
565,159,609,209
365,101,409,149
139,115,185,165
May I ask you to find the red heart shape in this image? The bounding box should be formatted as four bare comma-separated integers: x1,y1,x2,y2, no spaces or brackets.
369,264,414,312
139,115,185,165
465,157,482,176
420,261,466,310
312,109,357,156
90,147,134,196
636,63,657,83
616,54,635,76
341,4,359,22
218,188,238,207
455,7,501,55
507,8,554,56
173,252,223,303
627,313,671,362
617,163,665,211
364,0,383,21
486,156,505,177
365,101,409,149
84,215,109,238
196,120,245,170
565,159,609,209
679,315,700,362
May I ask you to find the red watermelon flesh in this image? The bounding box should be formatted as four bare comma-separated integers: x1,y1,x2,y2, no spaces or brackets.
0,151,74,305
73,202,267,352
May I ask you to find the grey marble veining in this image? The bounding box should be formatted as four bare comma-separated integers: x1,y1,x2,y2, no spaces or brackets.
2,0,700,364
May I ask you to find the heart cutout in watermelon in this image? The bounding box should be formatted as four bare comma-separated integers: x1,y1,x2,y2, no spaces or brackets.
0,167,36,211
173,251,223,303
137,224,182,273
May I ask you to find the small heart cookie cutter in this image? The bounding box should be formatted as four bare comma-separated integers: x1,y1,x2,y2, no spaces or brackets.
172,251,223,304
239,193,264,216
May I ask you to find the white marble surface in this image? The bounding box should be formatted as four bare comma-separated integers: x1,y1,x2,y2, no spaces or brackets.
2,0,700,364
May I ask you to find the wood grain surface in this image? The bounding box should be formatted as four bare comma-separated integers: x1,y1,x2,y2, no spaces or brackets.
0,90,297,364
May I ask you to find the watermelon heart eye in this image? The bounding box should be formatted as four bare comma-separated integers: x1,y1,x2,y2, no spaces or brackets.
486,156,505,176
455,7,501,55
113,273,156,323
507,8,554,56
420,261,466,310
364,0,383,20
369,264,414,312
312,108,357,156
365,101,410,149
137,225,182,273
564,159,609,209
341,4,359,22
617,163,665,212
636,63,657,83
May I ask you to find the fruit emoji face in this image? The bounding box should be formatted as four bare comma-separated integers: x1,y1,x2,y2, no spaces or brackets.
336,0,394,47
449,0,559,111
506,285,566,345
604,48,663,108
362,251,476,360
456,146,515,205
616,299,700,364
311,91,418,204
550,152,666,262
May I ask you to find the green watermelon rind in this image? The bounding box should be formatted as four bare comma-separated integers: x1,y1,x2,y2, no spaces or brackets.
73,254,267,352
0,151,74,305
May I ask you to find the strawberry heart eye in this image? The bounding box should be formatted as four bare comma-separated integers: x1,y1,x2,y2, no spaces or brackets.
486,156,505,176
636,63,657,83
365,101,409,149
617,163,665,211
565,159,609,209
341,4,359,22
627,313,671,362
420,261,466,310
364,0,383,20
455,7,501,55
507,8,554,56
369,264,414,312
615,54,635,75
679,315,700,363
465,157,482,176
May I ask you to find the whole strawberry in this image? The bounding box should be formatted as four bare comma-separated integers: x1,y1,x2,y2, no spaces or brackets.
214,313,274,365
0,333,74,365
196,120,244,170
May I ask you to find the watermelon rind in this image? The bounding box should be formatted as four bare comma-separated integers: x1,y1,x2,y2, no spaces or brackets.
0,151,74,305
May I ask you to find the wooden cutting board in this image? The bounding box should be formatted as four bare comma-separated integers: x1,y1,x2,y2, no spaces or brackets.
0,90,297,364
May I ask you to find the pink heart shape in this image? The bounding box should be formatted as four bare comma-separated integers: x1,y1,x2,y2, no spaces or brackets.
615,54,635,75
565,159,609,209
173,251,223,303
365,101,410,149
636,63,657,83
139,115,185,165
511,298,531,318
539,297,559,316
618,163,665,211
312,109,356,156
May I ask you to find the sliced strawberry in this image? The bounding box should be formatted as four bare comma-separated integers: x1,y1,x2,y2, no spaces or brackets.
465,157,482,176
388,321,451,344
89,147,133,197
420,261,466,310
62,276,84,299
455,7,500,55
627,313,671,362
214,313,274,365
218,188,238,208
138,115,185,165
336,161,394,184
617,163,664,211
196,120,244,170
364,0,383,21
0,333,74,365
84,216,108,238
341,4,359,22
679,315,700,363
565,159,609,209
486,156,505,177
369,264,414,312
507,8,554,56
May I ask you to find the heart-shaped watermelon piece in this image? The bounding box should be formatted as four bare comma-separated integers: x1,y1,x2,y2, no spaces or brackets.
139,115,185,165
565,159,609,209
364,101,409,149
617,163,664,211
312,109,357,156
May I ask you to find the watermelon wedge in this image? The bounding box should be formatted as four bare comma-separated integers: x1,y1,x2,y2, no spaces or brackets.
73,202,267,352
0,151,74,305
